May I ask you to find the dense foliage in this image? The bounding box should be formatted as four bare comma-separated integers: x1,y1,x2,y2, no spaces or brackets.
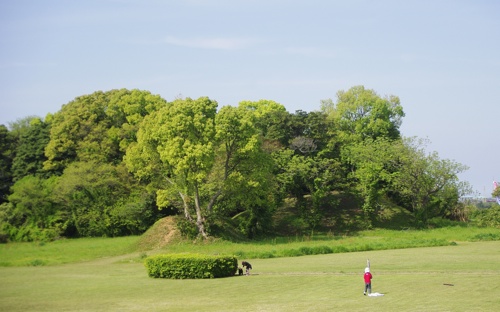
144,254,238,279
0,86,479,242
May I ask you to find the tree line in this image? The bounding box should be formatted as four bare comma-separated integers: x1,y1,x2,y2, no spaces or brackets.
0,86,472,242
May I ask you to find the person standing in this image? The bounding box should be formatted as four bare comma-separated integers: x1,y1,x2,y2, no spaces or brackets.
364,267,372,295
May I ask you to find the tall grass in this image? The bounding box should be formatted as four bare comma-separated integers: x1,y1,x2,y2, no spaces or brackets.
150,225,500,260
1,226,499,267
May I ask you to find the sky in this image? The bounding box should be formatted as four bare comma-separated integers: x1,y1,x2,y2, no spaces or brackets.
1,0,499,196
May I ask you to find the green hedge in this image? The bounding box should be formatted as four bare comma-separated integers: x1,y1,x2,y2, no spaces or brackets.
144,254,238,279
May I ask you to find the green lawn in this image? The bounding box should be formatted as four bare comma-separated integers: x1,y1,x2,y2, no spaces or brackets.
1,240,499,311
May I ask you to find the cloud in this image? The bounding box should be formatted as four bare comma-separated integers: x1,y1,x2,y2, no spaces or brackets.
164,36,258,50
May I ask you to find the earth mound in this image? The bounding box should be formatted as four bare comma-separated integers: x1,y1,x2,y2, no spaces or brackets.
137,216,180,250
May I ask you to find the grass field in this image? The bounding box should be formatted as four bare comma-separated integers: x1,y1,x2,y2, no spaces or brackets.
1,227,500,311
0,236,139,267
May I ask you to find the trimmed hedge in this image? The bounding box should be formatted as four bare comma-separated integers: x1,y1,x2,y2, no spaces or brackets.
144,253,238,279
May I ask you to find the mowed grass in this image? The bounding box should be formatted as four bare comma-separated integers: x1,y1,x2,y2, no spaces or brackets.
1,226,500,311
1,241,499,311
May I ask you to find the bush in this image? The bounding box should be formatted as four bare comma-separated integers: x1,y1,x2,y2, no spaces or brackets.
144,254,238,279
470,233,500,241
176,217,199,239
470,206,500,228
312,245,333,254
281,249,303,257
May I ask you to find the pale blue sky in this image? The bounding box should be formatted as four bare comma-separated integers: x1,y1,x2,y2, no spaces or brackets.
1,0,499,196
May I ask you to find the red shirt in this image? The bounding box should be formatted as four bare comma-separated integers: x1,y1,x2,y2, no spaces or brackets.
364,272,372,283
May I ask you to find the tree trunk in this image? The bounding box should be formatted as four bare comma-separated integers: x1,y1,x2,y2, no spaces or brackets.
178,191,192,221
196,219,208,239
194,186,208,239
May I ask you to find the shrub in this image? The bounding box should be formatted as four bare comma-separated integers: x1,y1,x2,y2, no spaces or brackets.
281,249,303,257
331,245,349,253
298,246,313,255
144,254,238,279
28,259,46,266
470,206,500,228
312,245,333,254
176,217,199,239
470,233,500,241
0,233,8,243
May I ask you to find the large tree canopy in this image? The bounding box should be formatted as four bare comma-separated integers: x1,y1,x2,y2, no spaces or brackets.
322,85,405,143
53,161,153,237
390,137,471,224
126,97,277,238
44,89,167,173
342,137,471,224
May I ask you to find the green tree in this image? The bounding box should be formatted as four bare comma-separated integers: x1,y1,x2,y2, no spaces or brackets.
323,85,404,143
11,118,51,181
7,116,39,138
238,99,287,118
0,125,15,203
212,105,277,237
239,99,291,151
44,89,167,173
127,97,218,238
342,138,398,219
127,97,274,238
0,175,63,241
269,108,343,233
391,137,471,225
273,149,342,233
53,161,146,237
289,110,334,156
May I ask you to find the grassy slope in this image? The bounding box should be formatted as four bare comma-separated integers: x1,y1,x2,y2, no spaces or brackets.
1,241,499,311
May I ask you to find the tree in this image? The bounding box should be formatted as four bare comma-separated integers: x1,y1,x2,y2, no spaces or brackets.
238,99,287,118
273,149,342,233
0,175,62,241
127,97,218,238
11,118,51,181
212,105,277,237
0,125,15,203
323,86,405,143
341,136,472,226
239,99,291,150
44,89,167,173
53,161,150,237
126,97,275,238
7,116,39,138
342,138,398,220
289,110,333,156
390,137,471,224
